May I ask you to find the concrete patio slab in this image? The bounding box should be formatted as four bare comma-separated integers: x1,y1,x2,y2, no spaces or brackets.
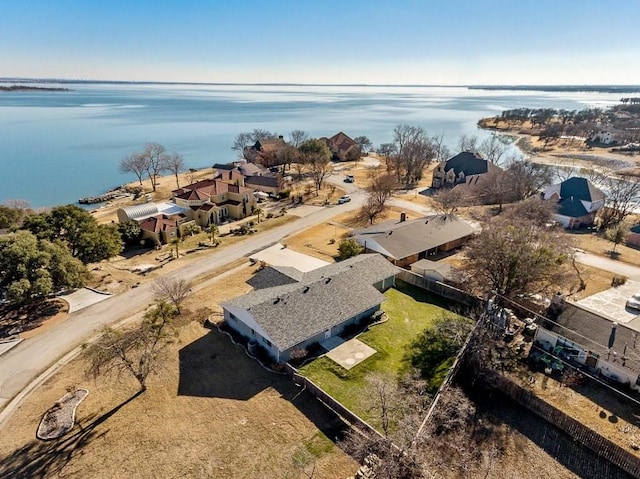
577,280,640,323
326,338,377,370
249,243,329,272
59,288,113,313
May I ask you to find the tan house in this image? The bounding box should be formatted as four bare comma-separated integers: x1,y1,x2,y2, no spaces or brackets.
172,178,257,228
322,132,360,161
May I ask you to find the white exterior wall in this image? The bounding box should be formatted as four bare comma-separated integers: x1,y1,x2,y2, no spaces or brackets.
552,214,572,228
223,306,280,360
535,327,640,390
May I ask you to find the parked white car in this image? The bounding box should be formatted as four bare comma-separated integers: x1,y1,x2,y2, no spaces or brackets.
626,293,640,311
338,195,351,204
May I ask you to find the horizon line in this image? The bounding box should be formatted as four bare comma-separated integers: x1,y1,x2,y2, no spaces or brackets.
2,77,640,89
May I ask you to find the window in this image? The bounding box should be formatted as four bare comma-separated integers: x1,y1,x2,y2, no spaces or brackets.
229,313,237,322
262,337,271,347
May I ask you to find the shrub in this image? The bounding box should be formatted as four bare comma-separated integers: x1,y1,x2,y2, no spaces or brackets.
278,190,291,199
337,238,363,261
612,275,627,287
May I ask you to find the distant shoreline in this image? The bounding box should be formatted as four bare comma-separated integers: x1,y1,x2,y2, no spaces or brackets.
0,85,71,92
1,78,639,93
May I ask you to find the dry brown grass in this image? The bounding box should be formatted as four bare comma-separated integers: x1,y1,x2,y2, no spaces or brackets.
0,267,358,479
572,232,640,267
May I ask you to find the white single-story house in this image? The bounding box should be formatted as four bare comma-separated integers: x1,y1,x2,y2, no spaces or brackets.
221,254,399,362
534,303,640,391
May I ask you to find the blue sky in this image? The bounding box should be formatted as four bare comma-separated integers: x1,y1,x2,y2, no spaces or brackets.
2,0,639,85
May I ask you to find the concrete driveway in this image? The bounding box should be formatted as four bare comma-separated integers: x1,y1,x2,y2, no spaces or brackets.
249,243,329,272
59,288,113,313
577,280,640,324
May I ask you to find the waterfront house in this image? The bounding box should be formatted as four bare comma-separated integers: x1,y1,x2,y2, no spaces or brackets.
322,132,360,161
431,151,499,189
542,177,605,229
172,178,257,228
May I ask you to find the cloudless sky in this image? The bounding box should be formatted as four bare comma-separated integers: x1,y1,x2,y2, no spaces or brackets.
2,0,639,85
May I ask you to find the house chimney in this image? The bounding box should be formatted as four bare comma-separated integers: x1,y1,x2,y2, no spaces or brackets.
400,212,406,222
279,135,284,140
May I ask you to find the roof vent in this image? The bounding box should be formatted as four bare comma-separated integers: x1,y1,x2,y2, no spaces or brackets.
388,231,393,235
303,286,310,293
325,277,332,284
425,220,429,224
274,297,281,305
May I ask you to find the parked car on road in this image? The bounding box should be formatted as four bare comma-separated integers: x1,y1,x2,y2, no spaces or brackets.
626,293,640,311
338,195,351,204
344,175,355,183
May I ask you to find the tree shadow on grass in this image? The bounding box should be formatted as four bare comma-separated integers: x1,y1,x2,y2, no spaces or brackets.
0,391,141,478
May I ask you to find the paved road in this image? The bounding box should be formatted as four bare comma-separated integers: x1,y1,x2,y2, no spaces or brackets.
574,251,640,281
0,194,367,413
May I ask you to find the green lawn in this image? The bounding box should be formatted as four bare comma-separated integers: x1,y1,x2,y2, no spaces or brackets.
298,281,454,424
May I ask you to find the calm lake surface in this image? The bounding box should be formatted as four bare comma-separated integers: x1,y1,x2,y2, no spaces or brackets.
0,82,624,208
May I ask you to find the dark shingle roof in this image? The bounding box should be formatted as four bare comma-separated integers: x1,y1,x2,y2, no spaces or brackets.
245,175,279,188
225,275,385,352
557,196,589,218
354,215,475,260
550,304,640,374
444,152,488,176
559,177,605,203
223,254,399,351
246,266,302,290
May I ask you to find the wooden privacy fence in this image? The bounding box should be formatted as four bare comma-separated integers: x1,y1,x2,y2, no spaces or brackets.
396,270,483,308
485,371,640,478
283,363,382,440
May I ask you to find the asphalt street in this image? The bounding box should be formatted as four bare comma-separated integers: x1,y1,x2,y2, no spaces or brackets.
0,189,367,414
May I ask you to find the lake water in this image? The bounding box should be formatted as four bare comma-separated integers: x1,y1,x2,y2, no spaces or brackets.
0,82,624,208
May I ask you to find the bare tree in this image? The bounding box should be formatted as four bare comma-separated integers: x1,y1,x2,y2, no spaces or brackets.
505,157,553,201
475,168,513,213
354,135,373,155
152,277,192,313
142,142,170,191
478,134,508,165
360,197,386,225
431,133,450,162
393,125,436,186
457,134,479,152
166,152,185,188
288,129,308,148
119,153,147,186
378,142,397,172
299,139,332,194
431,187,464,217
340,371,431,479
232,132,254,156
85,301,177,392
464,217,573,297
600,175,640,229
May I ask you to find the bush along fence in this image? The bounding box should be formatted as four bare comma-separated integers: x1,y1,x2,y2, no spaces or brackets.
472,365,640,477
